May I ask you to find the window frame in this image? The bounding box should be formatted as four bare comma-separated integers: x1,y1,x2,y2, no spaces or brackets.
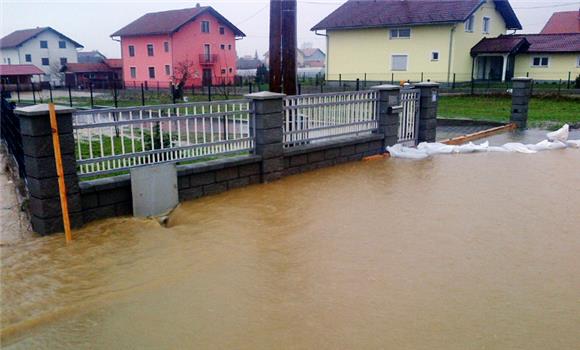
40,40,48,49
465,15,474,32
41,57,50,66
25,54,32,62
201,21,210,33
431,51,440,61
482,16,491,34
148,67,156,79
165,64,171,76
577,56,580,68
164,41,169,53
228,44,232,50
130,67,137,78
531,56,549,68
128,45,135,57
389,28,411,39
60,57,67,65
391,54,408,71
59,40,66,49
219,26,225,35
147,44,154,57
220,44,225,50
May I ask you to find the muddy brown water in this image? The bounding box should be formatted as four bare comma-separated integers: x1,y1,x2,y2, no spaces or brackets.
1,133,579,349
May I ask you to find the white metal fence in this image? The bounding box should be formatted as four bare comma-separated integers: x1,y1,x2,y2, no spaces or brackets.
398,88,421,146
283,90,378,147
73,100,253,177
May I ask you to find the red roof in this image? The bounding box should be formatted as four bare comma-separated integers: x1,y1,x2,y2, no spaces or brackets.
62,63,114,73
111,6,245,37
104,58,123,69
0,27,83,49
301,48,325,57
471,33,580,55
312,0,521,31
541,11,580,34
0,64,44,76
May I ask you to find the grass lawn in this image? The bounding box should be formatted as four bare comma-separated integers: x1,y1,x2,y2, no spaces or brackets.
438,95,580,128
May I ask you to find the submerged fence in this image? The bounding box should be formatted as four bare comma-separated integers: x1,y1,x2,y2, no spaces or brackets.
73,100,253,177
282,90,378,147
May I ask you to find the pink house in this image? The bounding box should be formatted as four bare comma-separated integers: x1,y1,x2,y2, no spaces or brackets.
111,4,245,88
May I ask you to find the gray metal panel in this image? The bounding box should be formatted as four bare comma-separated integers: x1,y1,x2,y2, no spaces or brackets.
130,163,178,217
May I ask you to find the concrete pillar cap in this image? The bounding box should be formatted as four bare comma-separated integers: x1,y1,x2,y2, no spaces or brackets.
414,81,440,87
370,84,400,91
14,103,77,116
245,91,286,100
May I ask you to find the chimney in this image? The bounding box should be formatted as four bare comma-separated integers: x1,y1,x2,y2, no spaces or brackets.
196,3,201,8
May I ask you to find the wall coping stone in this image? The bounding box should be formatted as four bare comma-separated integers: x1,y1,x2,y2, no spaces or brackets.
79,175,131,193
177,155,262,176
415,82,440,87
15,104,77,116
245,91,286,100
512,77,532,82
283,134,384,157
370,84,400,91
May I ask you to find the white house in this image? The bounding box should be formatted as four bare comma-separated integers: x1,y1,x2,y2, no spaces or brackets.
0,27,83,85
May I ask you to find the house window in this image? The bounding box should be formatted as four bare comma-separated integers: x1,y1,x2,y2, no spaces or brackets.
147,44,154,56
577,56,580,67
6,58,10,64
128,45,135,57
229,67,233,73
130,67,136,78
228,44,232,50
219,27,225,35
391,54,408,71
164,41,169,52
482,17,491,34
40,40,48,48
165,64,171,75
59,40,66,48
25,54,31,62
41,57,49,66
431,52,439,61
60,57,67,65
221,68,226,75
465,15,474,32
201,21,210,33
220,44,225,50
148,67,156,78
390,28,411,39
532,56,549,67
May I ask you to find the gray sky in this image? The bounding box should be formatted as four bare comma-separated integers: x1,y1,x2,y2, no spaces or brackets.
1,0,579,58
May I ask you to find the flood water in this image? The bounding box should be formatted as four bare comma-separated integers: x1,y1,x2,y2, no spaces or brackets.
1,131,579,349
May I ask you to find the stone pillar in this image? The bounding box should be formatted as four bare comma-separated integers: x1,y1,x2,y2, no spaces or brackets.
415,82,440,143
371,84,401,148
246,92,285,183
510,77,532,129
15,104,83,235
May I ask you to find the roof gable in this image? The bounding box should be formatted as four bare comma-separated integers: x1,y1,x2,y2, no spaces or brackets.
111,6,245,37
540,11,580,34
0,27,83,49
311,0,521,31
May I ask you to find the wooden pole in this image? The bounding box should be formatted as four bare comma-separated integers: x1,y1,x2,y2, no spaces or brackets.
48,103,72,243
281,0,297,95
268,0,282,93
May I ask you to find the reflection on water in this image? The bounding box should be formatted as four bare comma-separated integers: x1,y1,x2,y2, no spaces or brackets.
1,141,579,349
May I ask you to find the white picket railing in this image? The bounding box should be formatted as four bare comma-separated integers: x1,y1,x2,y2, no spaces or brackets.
398,89,421,145
283,90,378,147
73,100,253,177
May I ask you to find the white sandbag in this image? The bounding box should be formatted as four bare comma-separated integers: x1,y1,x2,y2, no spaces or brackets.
501,142,537,153
527,140,567,151
417,142,456,155
566,140,580,148
546,124,569,142
487,146,511,152
386,144,429,159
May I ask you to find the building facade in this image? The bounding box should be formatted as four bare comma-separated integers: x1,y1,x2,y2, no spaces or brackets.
0,27,83,85
112,5,245,88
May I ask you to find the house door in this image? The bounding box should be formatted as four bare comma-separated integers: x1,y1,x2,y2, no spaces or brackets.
202,69,212,86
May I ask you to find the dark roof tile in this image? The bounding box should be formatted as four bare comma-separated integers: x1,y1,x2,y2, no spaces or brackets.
540,11,580,34
0,27,83,49
471,33,580,55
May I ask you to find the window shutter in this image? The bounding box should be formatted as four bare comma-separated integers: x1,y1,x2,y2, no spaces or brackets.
392,55,408,71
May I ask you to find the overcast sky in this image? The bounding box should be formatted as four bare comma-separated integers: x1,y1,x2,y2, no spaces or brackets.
1,0,578,58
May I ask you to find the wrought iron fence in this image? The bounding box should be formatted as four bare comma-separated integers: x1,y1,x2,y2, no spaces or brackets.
72,100,253,177
282,90,378,147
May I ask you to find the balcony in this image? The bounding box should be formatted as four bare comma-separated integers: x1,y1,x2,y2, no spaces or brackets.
199,54,218,65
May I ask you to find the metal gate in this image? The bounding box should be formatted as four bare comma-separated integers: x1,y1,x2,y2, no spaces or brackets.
398,88,421,146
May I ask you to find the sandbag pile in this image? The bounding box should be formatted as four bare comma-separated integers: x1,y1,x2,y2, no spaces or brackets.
387,124,579,159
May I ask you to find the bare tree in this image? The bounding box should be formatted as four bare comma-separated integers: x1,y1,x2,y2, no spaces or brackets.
172,57,197,99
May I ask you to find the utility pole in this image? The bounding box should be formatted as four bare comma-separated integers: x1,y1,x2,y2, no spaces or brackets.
269,0,282,93
281,0,297,95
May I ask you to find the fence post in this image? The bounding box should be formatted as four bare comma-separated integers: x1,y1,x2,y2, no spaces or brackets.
470,76,474,95
371,84,401,148
245,91,285,183
421,72,424,82
391,73,394,85
364,73,367,88
510,77,532,129
140,83,145,106
32,84,36,104
356,78,360,91
89,83,94,108
113,81,118,108
415,82,440,143
298,83,301,95
339,74,342,87
567,72,571,89
16,80,21,103
208,84,212,101
48,83,53,103
68,85,73,107
14,104,83,234
452,73,456,89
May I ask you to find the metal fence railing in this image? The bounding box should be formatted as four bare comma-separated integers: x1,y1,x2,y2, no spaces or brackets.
72,100,253,177
398,88,421,146
283,90,378,147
